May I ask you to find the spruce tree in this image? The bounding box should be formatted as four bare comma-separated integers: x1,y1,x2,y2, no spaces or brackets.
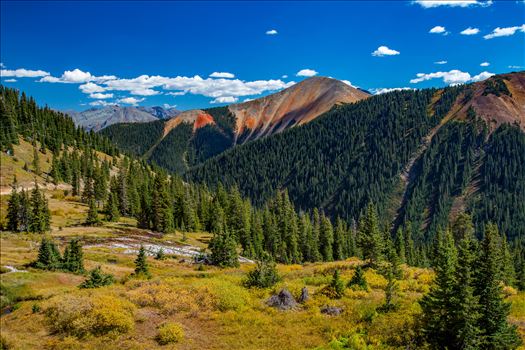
333,218,346,261
327,269,345,299
394,227,406,264
319,214,334,262
104,192,120,222
85,198,101,226
476,224,521,349
420,228,458,348
79,266,115,289
378,269,398,313
32,145,41,175
357,203,384,267
29,181,50,233
6,179,20,232
34,237,61,270
134,245,151,278
62,239,84,274
348,265,368,290
209,227,239,268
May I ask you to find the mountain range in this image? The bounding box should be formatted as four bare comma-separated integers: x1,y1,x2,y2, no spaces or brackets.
98,72,525,242
66,105,180,131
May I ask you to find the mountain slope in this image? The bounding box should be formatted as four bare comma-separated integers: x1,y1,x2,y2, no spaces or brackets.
187,72,525,241
101,77,369,172
68,105,180,131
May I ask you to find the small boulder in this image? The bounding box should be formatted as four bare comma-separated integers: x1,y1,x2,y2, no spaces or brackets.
320,306,343,316
267,289,298,310
298,287,309,303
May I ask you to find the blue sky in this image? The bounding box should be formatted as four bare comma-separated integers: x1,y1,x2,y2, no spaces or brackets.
1,0,524,111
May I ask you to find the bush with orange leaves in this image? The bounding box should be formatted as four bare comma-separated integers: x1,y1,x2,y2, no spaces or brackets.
45,293,136,337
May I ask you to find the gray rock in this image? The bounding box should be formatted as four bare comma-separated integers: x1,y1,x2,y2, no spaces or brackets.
320,306,343,316
267,289,298,310
298,287,309,303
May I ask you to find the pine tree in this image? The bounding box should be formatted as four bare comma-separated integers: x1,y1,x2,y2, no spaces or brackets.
394,227,406,264
333,218,346,261
32,144,41,175
404,221,416,266
6,178,20,232
476,224,521,349
500,232,516,287
134,245,151,278
79,266,115,289
209,227,239,268
155,248,166,260
378,268,398,313
34,237,61,270
104,192,120,222
348,265,368,290
319,213,334,262
29,181,50,233
85,198,101,226
151,173,174,233
244,254,280,288
420,228,458,348
62,239,84,274
451,229,481,350
18,189,32,232
357,203,384,267
328,269,345,299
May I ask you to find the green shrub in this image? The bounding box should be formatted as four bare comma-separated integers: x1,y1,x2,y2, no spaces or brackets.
79,266,115,289
244,258,280,288
156,322,184,345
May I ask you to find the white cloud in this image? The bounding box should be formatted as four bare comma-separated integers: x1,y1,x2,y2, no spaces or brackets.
0,63,5,68
1,68,50,78
471,71,495,82
40,68,117,83
484,24,525,39
429,26,448,34
341,80,356,87
89,100,114,107
210,96,238,104
167,91,186,96
508,65,524,69
4,79,17,82
296,69,318,77
243,98,254,102
410,69,494,85
117,97,145,106
266,29,278,35
282,75,288,79
79,82,105,94
435,60,448,64
461,27,480,35
414,0,492,8
129,88,160,96
163,103,177,109
480,62,490,67
372,46,400,57
209,72,235,78
371,87,414,95
89,92,113,99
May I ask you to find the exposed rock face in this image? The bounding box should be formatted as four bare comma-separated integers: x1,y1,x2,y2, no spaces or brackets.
267,289,298,310
320,306,343,316
298,287,309,303
229,76,370,143
446,71,525,132
162,109,215,137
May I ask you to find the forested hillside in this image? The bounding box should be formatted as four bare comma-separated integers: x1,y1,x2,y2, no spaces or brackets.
188,72,525,243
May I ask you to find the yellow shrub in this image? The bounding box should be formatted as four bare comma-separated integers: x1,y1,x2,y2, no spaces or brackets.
156,322,184,345
44,293,135,337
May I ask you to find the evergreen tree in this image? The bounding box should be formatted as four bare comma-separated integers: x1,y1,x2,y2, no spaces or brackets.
333,218,346,261
6,178,20,232
357,203,384,267
244,254,280,288
319,213,334,262
327,269,346,299
34,237,61,270
420,228,458,349
29,181,50,233
62,239,84,274
378,269,398,313
476,224,521,349
394,227,406,264
85,198,101,226
209,227,239,268
134,245,151,278
404,221,416,266
104,192,120,222
32,144,41,175
79,266,115,289
155,248,166,260
348,265,368,291
151,173,174,233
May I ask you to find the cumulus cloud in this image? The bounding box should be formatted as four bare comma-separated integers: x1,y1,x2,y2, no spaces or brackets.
414,0,492,8
266,29,278,35
370,87,414,95
282,75,288,79
79,82,105,94
209,72,235,78
167,91,186,96
1,68,50,78
429,26,448,34
341,80,354,87
210,96,238,104
484,25,525,39
410,69,494,85
40,68,117,83
296,69,318,77
435,60,448,65
480,62,490,67
0,63,5,68
89,100,114,107
89,93,113,99
4,79,17,82
461,27,480,35
117,97,145,106
509,65,524,69
163,103,177,109
372,46,400,57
